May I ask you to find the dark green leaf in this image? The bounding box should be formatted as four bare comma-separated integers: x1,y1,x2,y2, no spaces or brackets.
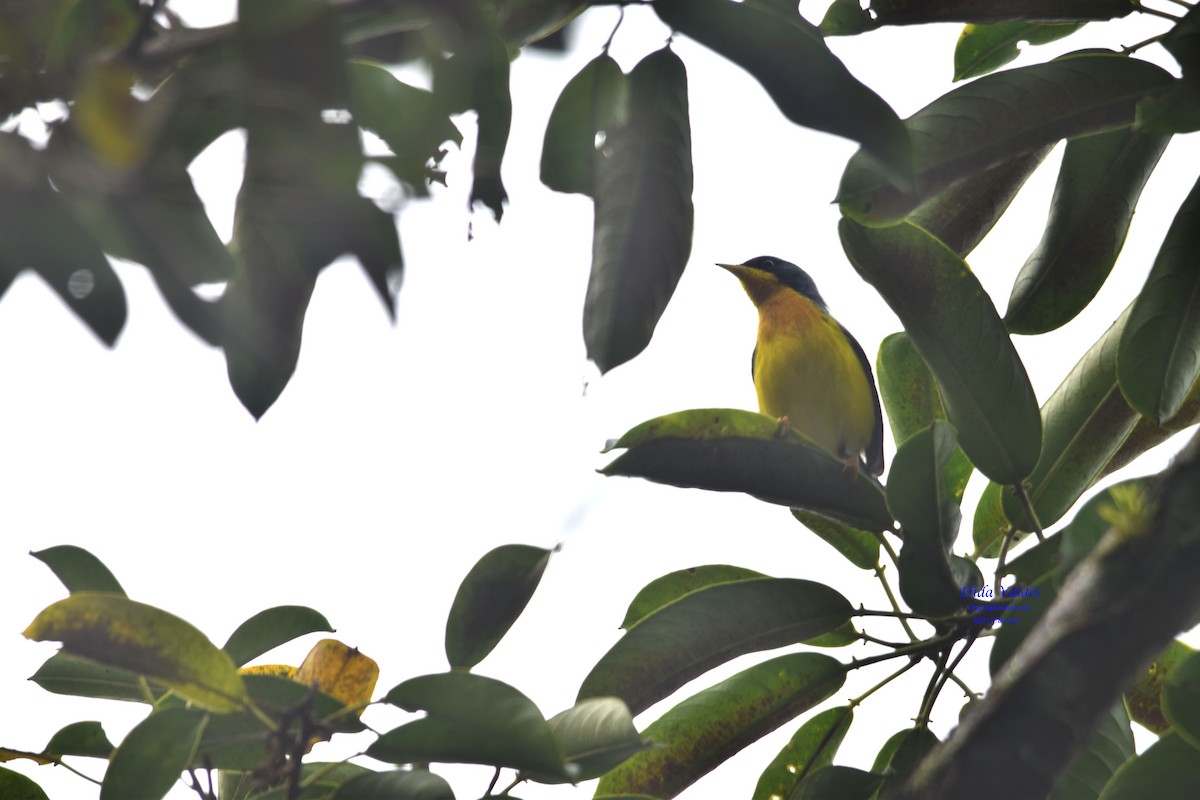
840,219,1041,484
839,53,1172,225
820,0,877,36
802,620,859,648
753,706,853,800
333,769,455,800
1103,370,1200,478
31,545,124,596
0,766,49,800
954,21,1087,81
1047,701,1134,800
795,765,883,799
445,544,553,669
578,577,852,715
1058,479,1149,578
790,511,881,570
584,47,693,373
862,0,1134,27
540,53,627,196
1006,128,1168,334
1098,732,1200,799
601,408,893,532
1163,649,1200,749
43,721,114,759
100,708,206,800
621,565,766,630
222,606,334,667
30,652,156,704
988,574,1054,675
1118,172,1200,422
541,697,651,783
655,0,910,184
595,653,845,798
1004,535,1062,585
242,674,365,734
1127,640,1195,735
872,727,939,797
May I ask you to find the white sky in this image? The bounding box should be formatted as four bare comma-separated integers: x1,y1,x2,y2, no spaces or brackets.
3,2,1199,799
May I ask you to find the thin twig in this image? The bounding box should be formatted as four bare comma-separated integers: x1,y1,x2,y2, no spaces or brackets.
915,646,952,727
849,658,921,707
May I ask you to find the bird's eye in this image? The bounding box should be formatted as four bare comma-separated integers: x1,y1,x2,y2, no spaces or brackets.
761,258,775,268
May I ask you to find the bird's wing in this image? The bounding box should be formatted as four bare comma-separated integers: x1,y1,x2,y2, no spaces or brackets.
839,322,886,476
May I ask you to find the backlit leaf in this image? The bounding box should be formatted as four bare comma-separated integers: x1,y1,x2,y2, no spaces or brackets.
790,511,881,570
541,697,651,783
222,606,333,668
100,707,206,800
1098,732,1200,799
31,546,124,596
621,565,766,630
753,706,853,800
540,53,627,196
954,21,1086,81
1128,640,1195,735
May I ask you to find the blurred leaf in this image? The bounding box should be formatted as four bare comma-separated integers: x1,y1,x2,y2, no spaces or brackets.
1006,128,1168,334
791,511,881,570
1103,371,1200,477
24,593,247,712
796,766,883,799
908,145,1052,258
872,727,940,797
100,707,206,800
372,672,568,779
333,769,455,799
602,408,893,531
839,53,1172,226
820,0,877,35
1163,649,1200,749
445,544,553,669
1004,534,1061,585
584,47,692,373
0,766,49,800
30,651,156,704
230,762,376,800
840,219,1041,484
31,545,124,596
540,697,651,783
595,653,845,798
540,53,627,196
1058,479,1149,578
1118,173,1200,423
578,577,852,715
752,706,853,800
621,565,766,630
988,574,1054,675
859,0,1134,26
1098,732,1200,799
954,21,1086,81
222,606,334,668
44,0,138,72
656,0,910,184
1047,701,1134,800
43,721,114,759
1128,640,1195,735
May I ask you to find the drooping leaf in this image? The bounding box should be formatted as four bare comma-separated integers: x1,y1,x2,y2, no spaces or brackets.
43,721,114,759
30,651,157,704
654,0,911,184
621,565,766,630
1005,128,1169,334
838,53,1173,226
869,0,1133,26
371,672,568,780
954,21,1087,81
1047,701,1134,800
540,53,627,196
540,697,651,783
1127,640,1195,735
31,546,125,596
790,511,881,570
1118,172,1200,423
871,727,940,797
100,708,206,800
226,762,376,800
0,766,49,800
795,766,883,799
840,219,1041,484
578,578,853,716
820,0,877,36
332,768,456,800
295,639,378,711
1163,649,1200,749
594,653,846,799
1098,732,1200,799
752,705,853,800
24,593,247,712
222,606,334,668
584,47,693,373
601,408,893,531
445,544,553,669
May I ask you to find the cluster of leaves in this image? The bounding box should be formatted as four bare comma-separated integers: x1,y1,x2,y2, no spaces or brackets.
5,543,656,799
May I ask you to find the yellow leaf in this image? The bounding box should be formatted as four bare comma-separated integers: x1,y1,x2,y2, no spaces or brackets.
295,639,378,714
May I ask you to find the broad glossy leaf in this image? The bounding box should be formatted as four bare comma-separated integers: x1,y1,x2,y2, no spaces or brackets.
445,544,553,669
908,145,1052,258
1103,371,1200,477
1128,640,1195,735
30,651,156,703
372,672,567,779
838,53,1172,225
654,0,910,183
820,0,876,36
1118,173,1200,422
100,707,206,800
31,546,124,596
1048,701,1134,800
1163,650,1200,748
578,578,852,715
24,593,247,712
595,653,845,798
753,706,853,800
540,53,627,196
871,727,939,797
43,721,114,759
242,674,365,734
790,511,880,570
222,606,333,667
540,697,651,783
1006,129,1168,334
796,766,883,799
954,21,1086,81
333,769,455,800
602,408,892,531
1098,732,1200,799
585,47,692,373
295,639,378,711
840,219,1041,484
621,565,766,630
0,766,49,800
972,481,1012,558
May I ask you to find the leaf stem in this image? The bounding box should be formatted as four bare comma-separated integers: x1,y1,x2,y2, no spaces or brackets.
1013,483,1046,543
994,523,1018,592
848,631,960,671
1135,0,1184,19
875,537,918,641
918,632,979,726
849,657,921,707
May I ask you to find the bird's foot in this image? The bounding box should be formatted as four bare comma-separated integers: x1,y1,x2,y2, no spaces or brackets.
773,416,792,438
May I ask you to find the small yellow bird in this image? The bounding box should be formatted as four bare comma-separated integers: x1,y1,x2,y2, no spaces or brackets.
718,256,884,476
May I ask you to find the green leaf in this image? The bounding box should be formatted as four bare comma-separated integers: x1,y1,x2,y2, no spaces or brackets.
43,721,114,759
30,651,156,703
1127,640,1195,735
1118,172,1200,422
908,145,1052,258
790,511,881,571
1163,649,1200,749
971,480,1011,558
100,707,206,800
872,727,940,797
795,766,883,799
1098,732,1200,799
838,53,1173,226
222,606,333,667
752,706,853,800
584,47,693,374
578,577,852,716
654,0,910,184
601,408,893,532
1058,479,1149,578
445,544,553,669
1103,370,1200,478
23,593,247,712
242,674,365,735
541,697,651,783
333,769,455,800
233,762,376,800
31,546,125,596
840,219,1041,484
1006,128,1169,334
954,21,1087,81
866,0,1133,26
621,565,766,629
1004,534,1061,586
371,672,568,779
1048,701,1135,800
0,766,49,800
820,0,877,36
540,53,627,196
988,575,1054,675
595,653,846,798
